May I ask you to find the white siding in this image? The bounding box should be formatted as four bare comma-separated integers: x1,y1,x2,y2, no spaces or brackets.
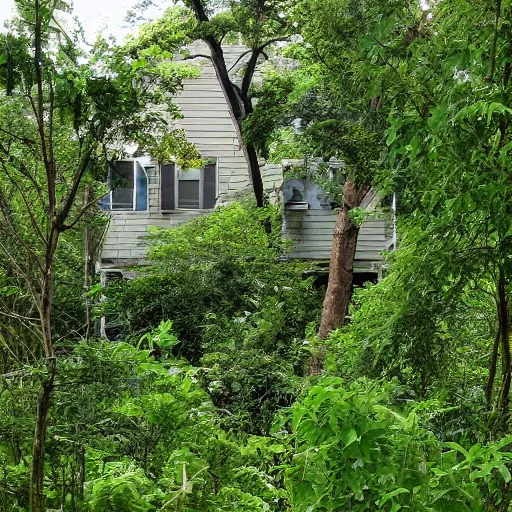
101,45,255,266
285,211,391,270
101,210,210,266
282,179,392,271
173,44,253,200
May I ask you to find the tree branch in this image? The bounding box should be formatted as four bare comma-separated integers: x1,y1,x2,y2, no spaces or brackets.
57,146,93,228
181,53,211,61
188,0,210,23
488,0,502,82
0,159,48,246
228,49,253,72
62,193,104,231
0,127,37,147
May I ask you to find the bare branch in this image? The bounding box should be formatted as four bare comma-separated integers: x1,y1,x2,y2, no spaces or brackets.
241,38,290,97
0,127,37,147
0,159,49,246
228,49,253,72
181,53,211,61
62,193,104,231
57,146,93,228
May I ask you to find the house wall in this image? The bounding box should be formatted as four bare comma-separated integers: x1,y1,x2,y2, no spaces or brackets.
282,179,392,271
100,47,392,270
172,43,253,202
101,44,254,266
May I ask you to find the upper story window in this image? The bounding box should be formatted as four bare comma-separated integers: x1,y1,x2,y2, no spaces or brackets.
161,159,217,211
101,160,149,211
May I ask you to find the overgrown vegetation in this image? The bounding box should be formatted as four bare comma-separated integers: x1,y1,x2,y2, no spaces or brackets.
2,0,512,510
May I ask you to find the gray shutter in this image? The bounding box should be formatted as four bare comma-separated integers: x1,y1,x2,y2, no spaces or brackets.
161,163,176,210
202,162,216,209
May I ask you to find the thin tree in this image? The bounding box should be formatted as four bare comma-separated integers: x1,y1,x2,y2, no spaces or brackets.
137,1,295,207
0,2,200,508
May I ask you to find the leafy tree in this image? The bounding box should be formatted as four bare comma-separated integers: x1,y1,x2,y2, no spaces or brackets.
102,202,324,433
0,1,200,508
242,0,388,371
284,377,512,511
130,0,297,207
352,0,512,421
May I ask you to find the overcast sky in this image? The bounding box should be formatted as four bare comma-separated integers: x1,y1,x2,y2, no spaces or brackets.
0,0,164,41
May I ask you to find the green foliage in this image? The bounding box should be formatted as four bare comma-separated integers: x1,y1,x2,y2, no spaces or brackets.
89,464,157,512
4,1,512,511
103,202,323,433
284,377,512,511
147,202,283,267
0,335,291,511
243,71,297,158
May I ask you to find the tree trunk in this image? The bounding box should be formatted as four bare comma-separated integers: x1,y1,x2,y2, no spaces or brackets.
310,179,369,374
30,232,58,512
204,42,265,207
496,268,511,416
29,373,54,512
83,186,92,340
241,140,265,208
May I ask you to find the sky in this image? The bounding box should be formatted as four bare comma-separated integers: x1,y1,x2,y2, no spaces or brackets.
0,0,164,41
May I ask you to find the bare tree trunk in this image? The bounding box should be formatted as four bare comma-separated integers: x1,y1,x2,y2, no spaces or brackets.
83,186,92,340
310,179,369,375
30,232,58,512
496,268,511,416
241,137,265,208
207,47,265,207
29,368,54,511
185,1,266,207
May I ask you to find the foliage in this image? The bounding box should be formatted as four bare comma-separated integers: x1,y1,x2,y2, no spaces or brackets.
147,202,284,267
284,377,512,511
3,0,512,510
102,202,324,433
1,329,291,511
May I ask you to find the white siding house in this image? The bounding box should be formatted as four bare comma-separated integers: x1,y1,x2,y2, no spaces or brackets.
99,45,393,275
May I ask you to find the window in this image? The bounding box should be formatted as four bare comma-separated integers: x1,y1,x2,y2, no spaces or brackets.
101,160,149,211
329,165,345,186
161,159,217,211
178,168,201,208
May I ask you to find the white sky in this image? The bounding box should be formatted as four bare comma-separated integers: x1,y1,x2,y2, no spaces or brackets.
0,0,165,41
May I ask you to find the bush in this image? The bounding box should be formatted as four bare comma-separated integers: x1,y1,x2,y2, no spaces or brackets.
283,377,512,511
102,202,324,433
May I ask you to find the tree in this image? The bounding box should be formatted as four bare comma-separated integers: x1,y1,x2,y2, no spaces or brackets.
378,0,512,420
242,0,387,371
298,0,512,417
133,1,296,207
0,1,200,509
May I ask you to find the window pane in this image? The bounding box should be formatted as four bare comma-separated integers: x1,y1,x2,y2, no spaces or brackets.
178,180,200,208
161,163,176,210
135,162,148,211
178,168,201,180
111,161,134,210
203,162,216,209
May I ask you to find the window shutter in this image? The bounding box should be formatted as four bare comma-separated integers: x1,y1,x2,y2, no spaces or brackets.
202,162,217,209
135,161,148,211
161,163,176,210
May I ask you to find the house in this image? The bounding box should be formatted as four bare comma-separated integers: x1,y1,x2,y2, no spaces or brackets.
99,45,393,281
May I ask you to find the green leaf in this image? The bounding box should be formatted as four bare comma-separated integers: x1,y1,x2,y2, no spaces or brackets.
377,488,410,506
498,464,511,483
340,427,358,448
445,442,470,458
